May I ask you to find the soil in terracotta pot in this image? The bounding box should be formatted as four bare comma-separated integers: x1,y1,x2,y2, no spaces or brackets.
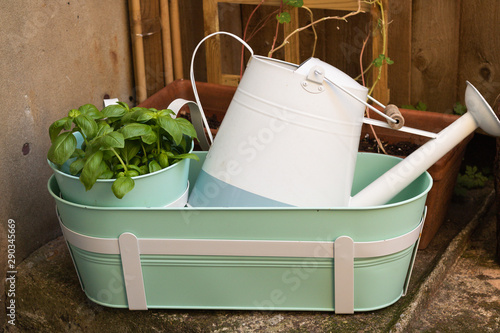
358,135,420,156
179,111,221,130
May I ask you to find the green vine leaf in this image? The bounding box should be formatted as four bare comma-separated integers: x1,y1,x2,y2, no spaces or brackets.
285,0,303,7
277,12,291,24
373,54,394,67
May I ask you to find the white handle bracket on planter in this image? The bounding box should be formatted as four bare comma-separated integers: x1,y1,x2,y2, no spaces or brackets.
166,99,211,151
57,207,426,313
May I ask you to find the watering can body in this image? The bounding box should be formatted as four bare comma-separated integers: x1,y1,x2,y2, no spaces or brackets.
187,32,500,208
188,55,368,207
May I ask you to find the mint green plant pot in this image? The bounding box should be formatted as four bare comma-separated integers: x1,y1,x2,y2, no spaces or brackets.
48,133,191,207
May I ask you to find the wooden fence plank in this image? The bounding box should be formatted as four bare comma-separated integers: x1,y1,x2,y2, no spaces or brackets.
387,0,412,106
141,0,165,98
458,0,500,107
178,0,206,81
411,0,461,113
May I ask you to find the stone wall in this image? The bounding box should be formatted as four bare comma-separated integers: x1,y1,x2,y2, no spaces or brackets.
0,1,134,325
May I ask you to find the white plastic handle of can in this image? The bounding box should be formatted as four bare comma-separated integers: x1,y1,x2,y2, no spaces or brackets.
189,32,255,147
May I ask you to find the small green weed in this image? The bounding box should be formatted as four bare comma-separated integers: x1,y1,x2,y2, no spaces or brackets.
454,165,489,196
401,101,427,111
453,102,467,115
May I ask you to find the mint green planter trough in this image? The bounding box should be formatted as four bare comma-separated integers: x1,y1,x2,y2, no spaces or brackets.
48,152,432,313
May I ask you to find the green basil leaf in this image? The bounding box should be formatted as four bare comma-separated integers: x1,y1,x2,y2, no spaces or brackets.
119,123,153,139
96,121,113,137
68,109,81,119
113,164,125,172
69,158,85,175
98,169,114,179
111,176,135,199
74,114,98,139
47,132,77,166
120,109,140,124
99,131,125,150
158,115,182,144
175,117,198,139
159,152,170,168
79,104,104,119
70,148,85,159
117,101,130,111
49,117,72,142
139,165,148,175
174,153,200,161
148,160,162,173
63,117,73,130
136,110,155,122
127,164,142,173
121,140,141,163
102,104,127,118
141,130,157,145
79,150,103,191
96,161,112,179
158,109,175,117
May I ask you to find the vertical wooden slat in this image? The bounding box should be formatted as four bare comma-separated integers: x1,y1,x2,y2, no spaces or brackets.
219,3,243,75
203,0,222,83
495,99,500,263
140,0,165,98
411,0,461,113
457,0,500,107
321,9,371,80
178,0,206,80
387,0,412,106
160,0,174,84
129,0,148,103
283,6,300,64
170,0,184,80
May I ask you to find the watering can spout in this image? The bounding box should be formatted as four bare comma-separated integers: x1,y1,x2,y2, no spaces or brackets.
349,81,500,207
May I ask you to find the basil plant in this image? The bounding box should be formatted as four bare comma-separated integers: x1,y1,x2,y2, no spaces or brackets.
48,102,199,199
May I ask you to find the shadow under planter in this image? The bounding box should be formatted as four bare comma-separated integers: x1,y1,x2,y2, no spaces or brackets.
140,79,473,249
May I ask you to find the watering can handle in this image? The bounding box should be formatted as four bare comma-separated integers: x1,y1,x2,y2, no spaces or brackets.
189,32,255,148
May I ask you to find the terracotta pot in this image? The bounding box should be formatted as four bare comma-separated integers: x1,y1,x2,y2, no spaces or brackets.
142,79,473,249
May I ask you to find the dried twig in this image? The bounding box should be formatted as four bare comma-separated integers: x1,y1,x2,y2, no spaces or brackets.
268,0,365,57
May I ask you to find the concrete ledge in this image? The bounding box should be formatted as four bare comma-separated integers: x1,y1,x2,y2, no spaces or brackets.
390,189,495,333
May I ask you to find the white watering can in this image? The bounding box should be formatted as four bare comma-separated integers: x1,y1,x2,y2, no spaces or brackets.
187,32,500,208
